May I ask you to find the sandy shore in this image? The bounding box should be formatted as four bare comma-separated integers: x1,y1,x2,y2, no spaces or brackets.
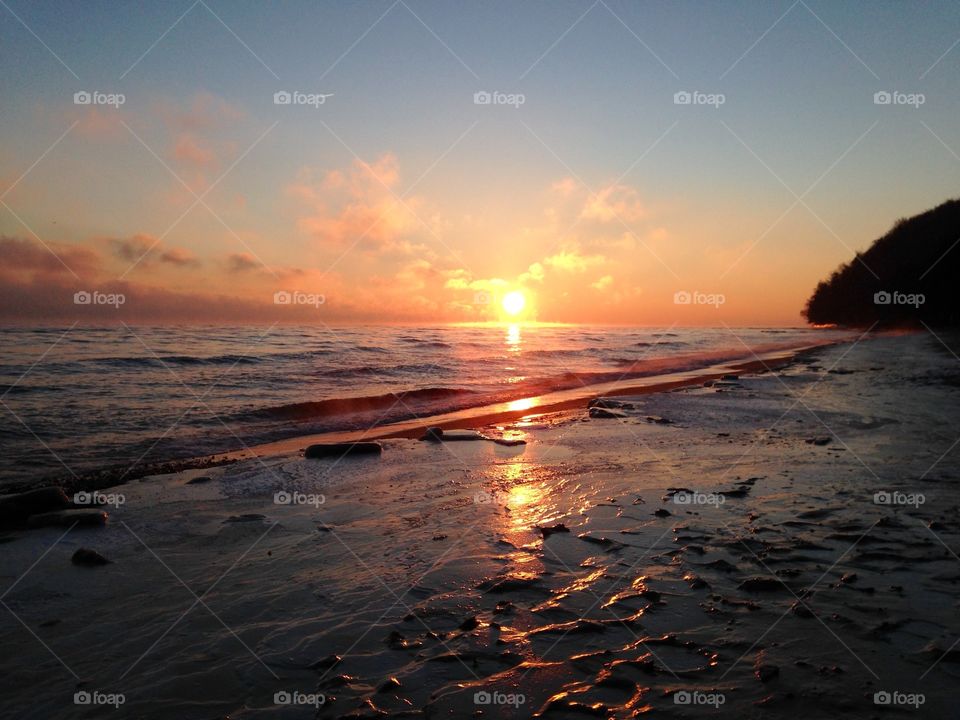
2,332,959,718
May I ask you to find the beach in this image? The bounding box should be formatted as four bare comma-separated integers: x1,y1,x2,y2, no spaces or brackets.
2,331,958,718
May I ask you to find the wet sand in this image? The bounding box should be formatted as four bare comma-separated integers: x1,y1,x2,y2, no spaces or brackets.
1,332,959,718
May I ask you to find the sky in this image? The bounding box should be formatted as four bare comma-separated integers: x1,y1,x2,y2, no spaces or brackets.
1,0,959,325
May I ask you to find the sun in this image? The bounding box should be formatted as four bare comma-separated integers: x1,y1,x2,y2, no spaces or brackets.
501,290,526,317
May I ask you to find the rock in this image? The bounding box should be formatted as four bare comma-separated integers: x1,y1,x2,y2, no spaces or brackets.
71,547,111,566
589,407,626,419
27,509,108,529
588,398,633,410
459,616,479,631
645,416,673,424
377,677,402,693
738,577,787,593
310,654,342,671
653,508,671,518
488,436,527,446
721,374,740,381
186,475,213,485
420,426,444,442
538,523,570,538
305,442,382,458
432,533,447,541
0,487,70,527
224,513,266,523
806,436,832,446
755,652,780,682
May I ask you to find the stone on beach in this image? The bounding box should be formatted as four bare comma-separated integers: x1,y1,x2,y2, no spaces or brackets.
589,406,626,419
0,487,70,527
304,441,383,458
71,547,111,566
27,509,108,529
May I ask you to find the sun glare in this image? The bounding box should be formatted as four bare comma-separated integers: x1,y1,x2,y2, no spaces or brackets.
502,291,526,316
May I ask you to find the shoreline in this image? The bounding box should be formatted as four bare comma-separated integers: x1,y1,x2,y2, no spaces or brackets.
33,337,848,496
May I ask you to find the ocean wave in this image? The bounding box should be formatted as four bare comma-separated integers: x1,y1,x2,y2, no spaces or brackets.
247,386,477,421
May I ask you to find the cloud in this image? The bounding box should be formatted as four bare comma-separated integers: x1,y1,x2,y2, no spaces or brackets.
290,153,424,252
580,184,645,223
591,274,613,290
227,253,262,273
159,247,199,266
0,235,100,278
545,249,604,272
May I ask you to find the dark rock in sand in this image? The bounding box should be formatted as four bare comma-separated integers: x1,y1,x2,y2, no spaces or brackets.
224,513,266,523
0,487,70,527
431,533,447,541
420,426,444,441
538,523,570,538
806,436,832,446
71,547,111,566
458,616,479,631
310,654,342,671
304,441,382,458
27,509,108,529
477,574,542,594
645,415,673,424
653,508,671,517
791,601,814,618
721,374,740,381
377,677,402,693
588,398,633,410
186,475,213,485
589,406,626,419
493,601,515,615
738,577,788,593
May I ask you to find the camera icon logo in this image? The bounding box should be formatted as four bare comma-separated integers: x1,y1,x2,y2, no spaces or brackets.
673,290,692,305
874,691,892,705
274,290,291,305
274,91,292,105
474,91,492,105
873,491,891,505
473,691,492,704
873,290,891,304
274,691,292,704
74,290,92,305
274,491,292,505
873,91,892,105
674,690,692,704
73,491,92,505
674,91,692,105
74,91,92,105
473,290,491,305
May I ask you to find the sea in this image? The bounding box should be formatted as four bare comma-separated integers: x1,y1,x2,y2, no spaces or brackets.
0,324,844,489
